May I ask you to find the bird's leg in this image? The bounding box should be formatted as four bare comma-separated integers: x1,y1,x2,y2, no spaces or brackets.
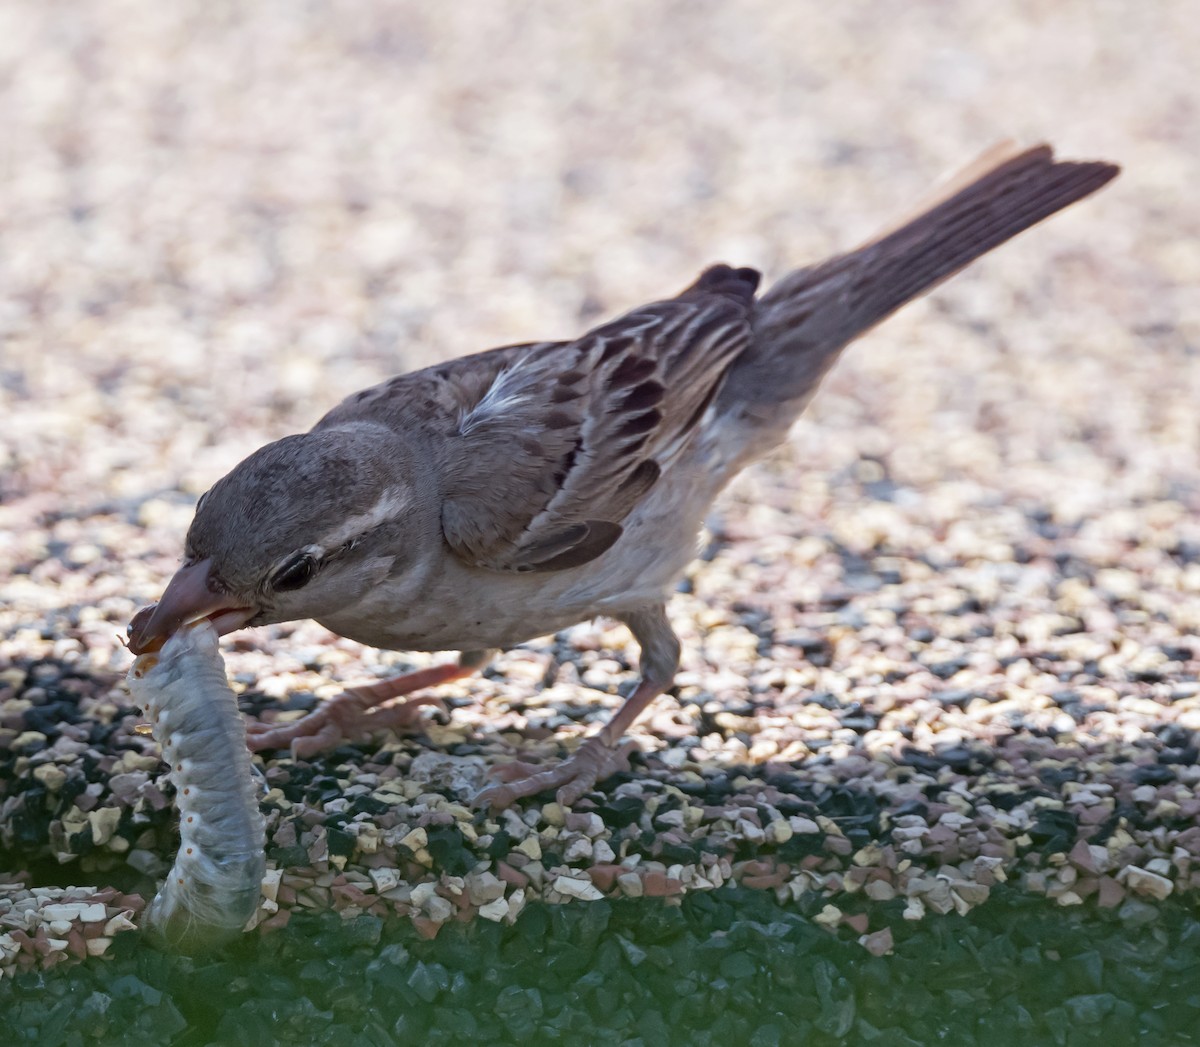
246,649,493,759
474,605,680,810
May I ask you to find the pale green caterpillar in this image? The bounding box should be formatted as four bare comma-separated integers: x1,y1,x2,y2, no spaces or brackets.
127,619,266,952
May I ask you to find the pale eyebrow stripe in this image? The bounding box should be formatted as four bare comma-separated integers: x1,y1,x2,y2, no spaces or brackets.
315,487,411,552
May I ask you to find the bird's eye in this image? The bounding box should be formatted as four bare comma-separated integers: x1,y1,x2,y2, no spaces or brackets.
272,554,317,592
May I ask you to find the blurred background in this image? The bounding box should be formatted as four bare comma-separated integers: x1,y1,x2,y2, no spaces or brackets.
0,0,1195,666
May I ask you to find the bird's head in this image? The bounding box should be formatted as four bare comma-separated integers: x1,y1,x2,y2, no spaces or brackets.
127,424,433,654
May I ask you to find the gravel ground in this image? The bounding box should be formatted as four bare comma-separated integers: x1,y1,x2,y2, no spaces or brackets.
2,0,1198,982
6,890,1200,1046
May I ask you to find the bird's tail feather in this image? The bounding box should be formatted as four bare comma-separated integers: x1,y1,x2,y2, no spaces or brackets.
716,143,1118,450
837,143,1118,330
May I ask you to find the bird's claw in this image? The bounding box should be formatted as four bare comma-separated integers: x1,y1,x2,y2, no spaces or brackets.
245,691,445,759
473,737,638,810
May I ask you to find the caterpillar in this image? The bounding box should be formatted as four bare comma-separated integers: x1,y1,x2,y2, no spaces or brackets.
127,619,266,952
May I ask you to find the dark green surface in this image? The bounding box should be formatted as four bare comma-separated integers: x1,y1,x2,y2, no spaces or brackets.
4,887,1198,1047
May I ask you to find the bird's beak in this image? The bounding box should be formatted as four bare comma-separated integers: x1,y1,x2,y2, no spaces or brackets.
126,557,256,654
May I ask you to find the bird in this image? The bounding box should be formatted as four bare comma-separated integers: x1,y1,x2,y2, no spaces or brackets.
127,142,1118,809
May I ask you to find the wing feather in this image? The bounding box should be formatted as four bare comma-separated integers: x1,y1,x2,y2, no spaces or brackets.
317,265,760,573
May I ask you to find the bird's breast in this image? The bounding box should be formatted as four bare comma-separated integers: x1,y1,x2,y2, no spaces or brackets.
315,448,734,654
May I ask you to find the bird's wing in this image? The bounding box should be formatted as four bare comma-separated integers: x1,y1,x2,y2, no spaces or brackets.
323,265,758,573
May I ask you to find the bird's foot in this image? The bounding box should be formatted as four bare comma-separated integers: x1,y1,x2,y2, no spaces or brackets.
473,737,638,810
246,662,466,759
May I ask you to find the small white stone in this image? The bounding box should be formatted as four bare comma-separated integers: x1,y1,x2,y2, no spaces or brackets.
937,812,972,829
515,836,542,861
924,881,955,915
767,820,793,845
369,868,401,894
1145,857,1173,877
478,898,509,922
424,895,453,923
260,868,283,903
465,871,505,906
864,881,896,902
592,839,617,864
506,888,526,923
903,897,926,921
79,900,103,924
409,881,437,907
552,876,604,901
32,764,67,791
737,819,766,843
951,882,990,905
563,837,593,862
893,814,928,829
813,904,841,927
39,903,87,922
578,813,604,838
400,827,428,851
617,872,644,898
1122,866,1173,900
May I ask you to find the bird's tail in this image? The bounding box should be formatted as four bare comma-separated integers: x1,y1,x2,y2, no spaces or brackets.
715,142,1119,459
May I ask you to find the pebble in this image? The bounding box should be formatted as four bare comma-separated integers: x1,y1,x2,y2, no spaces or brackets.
864,881,896,902
859,926,897,960
399,828,428,852
1120,866,1174,901
39,903,106,924
618,873,645,898
408,882,437,908
424,896,454,924
514,837,543,861
369,868,401,894
465,872,506,906
31,764,67,792
552,876,605,902
563,838,593,862
478,897,509,922
813,904,842,928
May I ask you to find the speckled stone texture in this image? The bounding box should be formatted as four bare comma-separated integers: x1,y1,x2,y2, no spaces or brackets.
1,1,1197,970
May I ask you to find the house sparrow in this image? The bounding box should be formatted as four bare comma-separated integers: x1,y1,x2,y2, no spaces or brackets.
127,143,1118,809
